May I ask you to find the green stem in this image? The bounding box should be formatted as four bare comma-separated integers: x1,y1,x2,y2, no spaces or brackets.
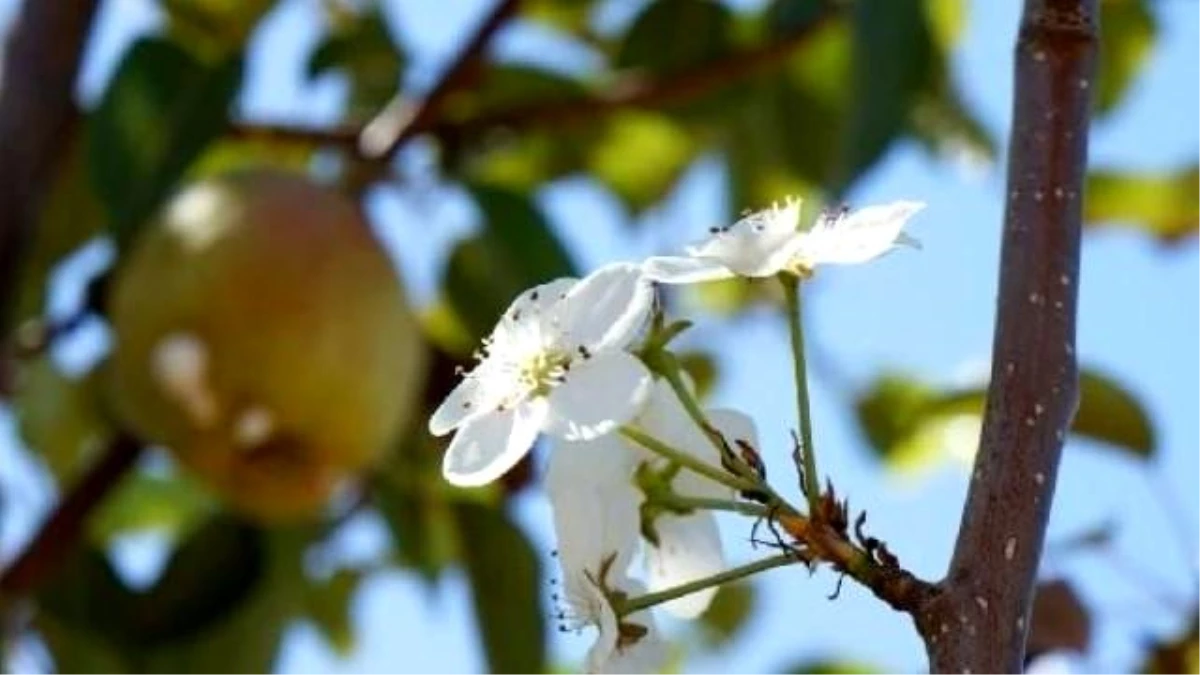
618,554,797,615
656,494,771,518
781,276,820,513
621,426,756,494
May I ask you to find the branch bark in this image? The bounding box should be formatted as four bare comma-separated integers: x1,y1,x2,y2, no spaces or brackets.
0,0,99,337
0,434,142,600
920,1,1097,671
228,9,833,159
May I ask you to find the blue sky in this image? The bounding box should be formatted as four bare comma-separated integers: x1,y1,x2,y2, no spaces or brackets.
1,0,1196,672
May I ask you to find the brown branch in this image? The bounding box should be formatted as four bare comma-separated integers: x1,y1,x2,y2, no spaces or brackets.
357,0,521,160
229,8,834,158
920,1,1097,671
0,434,142,601
0,0,99,338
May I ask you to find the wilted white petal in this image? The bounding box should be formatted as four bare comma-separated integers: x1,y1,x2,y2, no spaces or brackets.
799,200,925,266
634,380,730,500
583,577,667,675
544,350,652,442
642,255,736,285
559,263,655,350
643,513,725,618
441,398,548,487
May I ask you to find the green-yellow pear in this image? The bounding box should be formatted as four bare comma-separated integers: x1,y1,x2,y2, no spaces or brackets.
106,170,425,521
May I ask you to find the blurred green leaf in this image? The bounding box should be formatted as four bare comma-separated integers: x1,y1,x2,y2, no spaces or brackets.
160,0,277,57
12,360,111,482
1027,579,1091,659
443,184,576,340
908,75,996,170
587,111,697,212
456,502,546,674
923,0,966,52
189,135,315,177
616,0,733,76
88,471,216,546
89,37,243,248
1095,0,1156,117
1141,616,1199,674
837,0,933,192
678,351,719,401
302,569,364,655
307,7,405,119
373,463,459,583
1084,165,1199,243
696,582,755,649
857,367,1157,469
779,658,882,674
1071,369,1156,457
16,131,105,320
523,0,594,35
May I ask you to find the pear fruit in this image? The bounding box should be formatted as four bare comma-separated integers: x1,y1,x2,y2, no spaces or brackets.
106,170,424,521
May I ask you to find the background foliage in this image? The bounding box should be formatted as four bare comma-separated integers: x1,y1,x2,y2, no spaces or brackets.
0,0,1196,672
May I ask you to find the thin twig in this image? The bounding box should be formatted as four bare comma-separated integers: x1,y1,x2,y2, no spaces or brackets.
0,434,142,601
228,7,835,159
922,1,1098,672
0,0,99,342
358,0,521,160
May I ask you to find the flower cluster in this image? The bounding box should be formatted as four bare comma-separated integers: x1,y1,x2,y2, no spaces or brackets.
428,198,923,673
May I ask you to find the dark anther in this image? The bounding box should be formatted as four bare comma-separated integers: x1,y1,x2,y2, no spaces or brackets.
530,291,540,301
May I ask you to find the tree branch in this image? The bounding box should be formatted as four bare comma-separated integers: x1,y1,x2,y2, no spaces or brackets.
357,0,521,160
228,9,833,158
0,434,142,601
920,1,1097,671
0,0,99,338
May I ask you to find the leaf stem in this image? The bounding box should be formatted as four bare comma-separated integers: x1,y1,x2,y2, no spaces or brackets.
620,426,756,494
618,553,797,616
780,276,820,513
654,494,772,519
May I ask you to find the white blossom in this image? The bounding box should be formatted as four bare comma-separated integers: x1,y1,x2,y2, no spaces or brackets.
643,198,924,284
547,379,759,628
429,263,655,487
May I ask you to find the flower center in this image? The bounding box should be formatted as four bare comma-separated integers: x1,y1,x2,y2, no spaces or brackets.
518,348,573,398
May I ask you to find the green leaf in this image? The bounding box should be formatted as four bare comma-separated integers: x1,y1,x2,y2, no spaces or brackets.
616,0,733,76
302,569,364,655
923,0,966,52
1070,369,1155,457
523,0,594,35
1084,165,1199,243
16,131,106,321
587,111,697,212
373,468,459,583
1095,0,1156,117
88,471,216,545
456,502,546,674
678,351,719,401
779,658,882,674
160,0,278,57
443,184,576,340
1027,579,1091,659
12,360,111,483
696,582,755,649
837,0,933,192
1140,616,1199,674
909,67,996,168
307,7,405,119
89,36,243,248
857,367,1157,469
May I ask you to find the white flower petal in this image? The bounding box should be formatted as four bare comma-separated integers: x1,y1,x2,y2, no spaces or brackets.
544,350,652,442
546,433,641,576
428,364,507,436
634,380,731,500
642,255,736,285
688,200,803,277
559,263,655,350
801,200,925,266
643,513,725,618
440,398,548,487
